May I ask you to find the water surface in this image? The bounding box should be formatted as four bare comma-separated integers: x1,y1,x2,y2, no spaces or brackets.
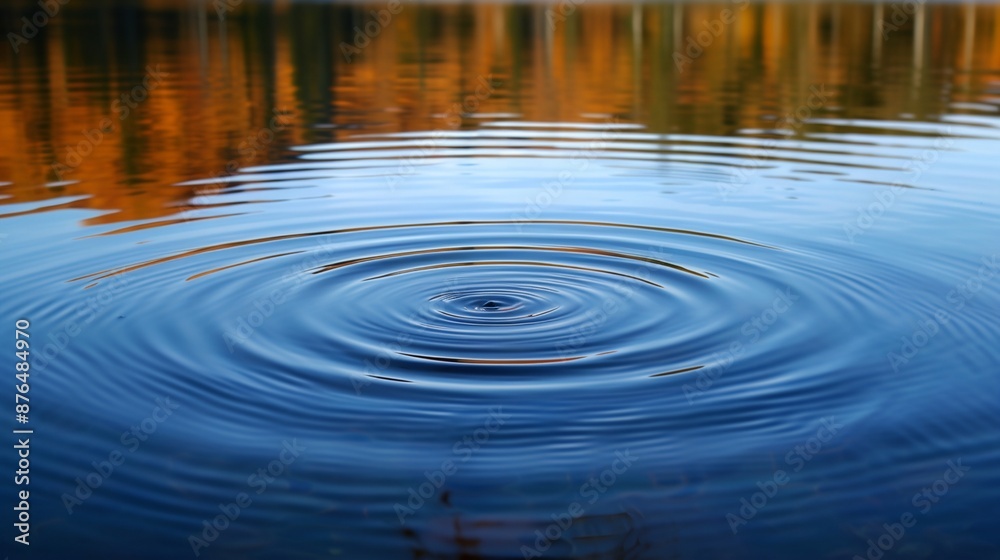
1,1,999,558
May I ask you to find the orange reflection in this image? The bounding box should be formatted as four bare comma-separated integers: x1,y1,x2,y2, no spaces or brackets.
0,1,997,225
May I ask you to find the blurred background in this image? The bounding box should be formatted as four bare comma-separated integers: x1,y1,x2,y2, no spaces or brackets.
1,1,998,222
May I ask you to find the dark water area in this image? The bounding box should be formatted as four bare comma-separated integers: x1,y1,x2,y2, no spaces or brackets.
1,1,999,558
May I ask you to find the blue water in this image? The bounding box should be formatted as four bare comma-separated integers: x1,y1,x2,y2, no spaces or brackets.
1,1,999,559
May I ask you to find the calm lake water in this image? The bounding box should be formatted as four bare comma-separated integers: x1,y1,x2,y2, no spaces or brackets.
1,1,999,558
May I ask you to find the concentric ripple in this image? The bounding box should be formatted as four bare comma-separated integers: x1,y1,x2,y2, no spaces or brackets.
6,117,1000,560
67,218,782,385
47,115,1000,403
